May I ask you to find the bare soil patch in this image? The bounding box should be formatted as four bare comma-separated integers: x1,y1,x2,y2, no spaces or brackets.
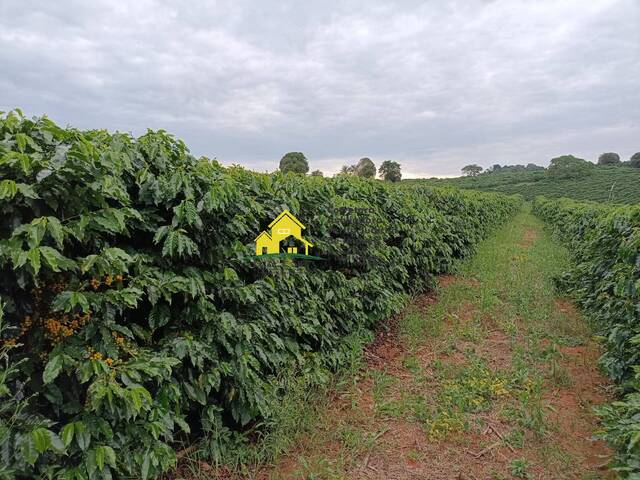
437,275,457,288
545,343,612,473
465,328,513,371
519,228,539,248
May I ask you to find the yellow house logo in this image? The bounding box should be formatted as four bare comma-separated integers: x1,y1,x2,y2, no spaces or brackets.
255,210,317,258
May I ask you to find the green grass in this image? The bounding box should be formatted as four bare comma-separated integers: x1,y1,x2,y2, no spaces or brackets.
411,165,640,204
509,457,532,479
396,209,583,442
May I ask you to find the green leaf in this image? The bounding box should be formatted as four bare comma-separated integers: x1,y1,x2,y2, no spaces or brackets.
175,416,191,434
60,423,75,447
50,432,66,453
152,225,168,244
31,427,52,453
103,445,116,467
95,445,105,471
141,453,150,480
93,208,127,234
17,153,31,175
27,248,41,275
27,218,47,248
75,421,91,451
53,291,90,313
43,354,64,384
80,254,99,273
163,229,199,258
11,249,28,269
16,183,39,199
20,436,39,465
78,361,94,383
47,216,65,248
86,449,97,477
130,387,143,412
15,132,28,152
40,246,76,272
42,247,62,272
72,291,90,312
0,179,17,200
223,267,239,282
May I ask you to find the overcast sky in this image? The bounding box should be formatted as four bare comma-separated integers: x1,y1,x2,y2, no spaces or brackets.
1,0,638,177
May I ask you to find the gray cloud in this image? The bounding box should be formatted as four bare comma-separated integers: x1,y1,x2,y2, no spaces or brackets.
1,0,638,176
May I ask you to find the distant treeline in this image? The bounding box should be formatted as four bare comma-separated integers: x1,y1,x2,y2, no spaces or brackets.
413,154,640,204
461,151,640,177
277,152,403,182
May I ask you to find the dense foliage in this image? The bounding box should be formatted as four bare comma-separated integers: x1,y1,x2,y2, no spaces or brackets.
533,196,640,477
461,164,482,176
598,152,621,165
547,155,595,179
337,158,376,178
278,152,308,174
378,160,402,182
0,111,520,479
355,158,376,178
489,163,544,173
413,164,640,204
339,164,356,175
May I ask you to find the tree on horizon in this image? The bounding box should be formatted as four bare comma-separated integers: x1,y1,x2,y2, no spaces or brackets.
279,152,309,174
379,160,402,182
598,152,621,165
355,157,376,178
461,164,483,176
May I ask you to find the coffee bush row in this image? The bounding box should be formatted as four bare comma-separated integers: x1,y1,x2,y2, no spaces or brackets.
0,111,520,479
533,196,640,477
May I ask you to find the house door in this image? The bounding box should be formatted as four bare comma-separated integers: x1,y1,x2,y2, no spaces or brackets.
262,247,268,255
280,235,304,255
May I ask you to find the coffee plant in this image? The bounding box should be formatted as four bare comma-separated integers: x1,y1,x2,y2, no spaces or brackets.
0,110,520,478
533,196,640,477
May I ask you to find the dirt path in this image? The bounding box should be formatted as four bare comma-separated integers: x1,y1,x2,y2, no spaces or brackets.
243,211,612,480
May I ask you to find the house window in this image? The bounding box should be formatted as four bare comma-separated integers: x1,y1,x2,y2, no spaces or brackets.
278,228,290,234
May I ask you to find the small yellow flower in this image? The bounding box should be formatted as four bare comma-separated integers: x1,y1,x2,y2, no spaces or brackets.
91,352,103,361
